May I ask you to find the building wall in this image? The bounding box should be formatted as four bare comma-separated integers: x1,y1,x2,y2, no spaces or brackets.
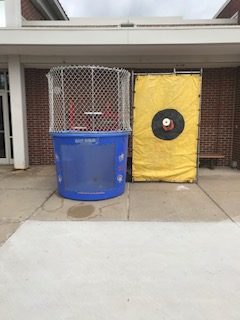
25,67,237,166
232,67,240,168
200,68,236,165
216,0,240,18
21,0,45,20
25,69,53,164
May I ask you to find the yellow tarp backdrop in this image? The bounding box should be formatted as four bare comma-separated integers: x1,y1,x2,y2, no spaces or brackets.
132,74,201,182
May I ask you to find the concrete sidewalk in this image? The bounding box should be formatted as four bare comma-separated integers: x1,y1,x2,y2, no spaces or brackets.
1,220,240,320
1,166,240,320
1,165,240,244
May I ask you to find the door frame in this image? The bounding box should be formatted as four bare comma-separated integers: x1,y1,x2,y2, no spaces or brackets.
0,91,13,164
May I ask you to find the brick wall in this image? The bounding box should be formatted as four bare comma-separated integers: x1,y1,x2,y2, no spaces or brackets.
25,69,54,164
200,68,236,165
232,67,240,168
216,0,240,18
25,67,237,166
21,0,45,20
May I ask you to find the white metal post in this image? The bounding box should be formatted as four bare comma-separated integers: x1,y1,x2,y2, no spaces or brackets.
8,56,29,169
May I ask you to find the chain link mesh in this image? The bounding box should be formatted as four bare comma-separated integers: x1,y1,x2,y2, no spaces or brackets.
47,65,131,132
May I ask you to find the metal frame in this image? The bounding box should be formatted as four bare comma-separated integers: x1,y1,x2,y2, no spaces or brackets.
47,65,131,133
196,68,203,182
131,68,202,182
134,70,202,76
0,92,12,164
0,69,13,165
130,70,135,182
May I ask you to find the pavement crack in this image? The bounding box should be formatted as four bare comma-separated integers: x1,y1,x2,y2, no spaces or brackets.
0,187,55,191
41,193,64,212
197,183,239,227
0,221,20,225
27,189,57,220
100,202,121,210
127,183,130,220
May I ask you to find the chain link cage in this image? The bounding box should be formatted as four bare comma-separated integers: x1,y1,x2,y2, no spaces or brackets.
47,65,131,133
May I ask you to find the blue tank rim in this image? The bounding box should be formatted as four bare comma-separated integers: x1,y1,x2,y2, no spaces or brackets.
50,131,131,138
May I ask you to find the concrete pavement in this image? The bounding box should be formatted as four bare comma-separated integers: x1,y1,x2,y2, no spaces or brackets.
1,166,240,244
1,220,240,320
1,166,240,319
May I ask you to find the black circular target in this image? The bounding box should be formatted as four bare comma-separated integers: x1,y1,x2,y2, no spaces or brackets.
152,109,185,140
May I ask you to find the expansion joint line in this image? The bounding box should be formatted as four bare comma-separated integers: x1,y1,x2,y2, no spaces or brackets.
197,183,239,227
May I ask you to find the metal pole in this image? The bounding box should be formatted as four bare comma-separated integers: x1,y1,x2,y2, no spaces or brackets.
61,68,66,131
91,67,95,131
196,68,203,183
131,70,135,182
117,71,121,130
134,71,201,76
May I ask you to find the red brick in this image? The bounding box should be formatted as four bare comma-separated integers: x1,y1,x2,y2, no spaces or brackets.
232,67,240,168
216,0,240,18
25,69,54,165
21,0,45,20
200,68,236,166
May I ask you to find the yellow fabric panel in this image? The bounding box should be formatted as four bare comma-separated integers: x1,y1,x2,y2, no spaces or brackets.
132,74,201,182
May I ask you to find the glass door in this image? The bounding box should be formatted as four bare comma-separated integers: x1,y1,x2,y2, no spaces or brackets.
0,93,12,164
0,94,6,160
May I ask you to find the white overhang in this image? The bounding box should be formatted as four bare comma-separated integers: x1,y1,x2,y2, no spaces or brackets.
0,25,240,46
0,24,240,67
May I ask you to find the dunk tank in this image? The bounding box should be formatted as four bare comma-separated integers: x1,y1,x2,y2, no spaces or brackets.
47,66,131,200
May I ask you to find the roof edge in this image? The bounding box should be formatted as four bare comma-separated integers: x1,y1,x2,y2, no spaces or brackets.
31,0,69,20
213,0,232,18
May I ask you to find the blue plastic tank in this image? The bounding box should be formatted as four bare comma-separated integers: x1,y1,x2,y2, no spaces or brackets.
52,131,130,201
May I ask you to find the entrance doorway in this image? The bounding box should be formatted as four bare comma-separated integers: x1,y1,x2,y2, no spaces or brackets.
0,71,13,164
